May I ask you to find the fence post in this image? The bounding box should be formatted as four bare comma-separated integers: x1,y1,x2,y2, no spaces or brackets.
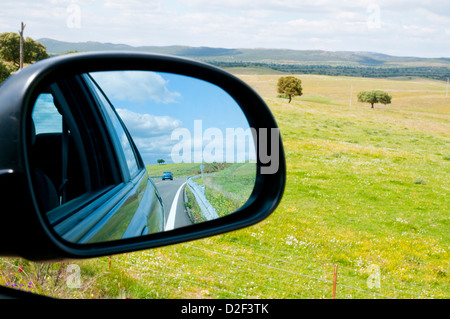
332,264,338,299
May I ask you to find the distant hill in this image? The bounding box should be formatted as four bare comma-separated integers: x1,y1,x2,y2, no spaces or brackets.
37,38,450,80
38,38,242,58
38,38,450,67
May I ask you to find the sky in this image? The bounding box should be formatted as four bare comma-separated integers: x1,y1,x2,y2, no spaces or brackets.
33,71,256,165
90,71,256,165
1,0,449,58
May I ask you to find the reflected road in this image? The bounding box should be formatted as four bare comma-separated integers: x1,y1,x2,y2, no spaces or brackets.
153,177,193,231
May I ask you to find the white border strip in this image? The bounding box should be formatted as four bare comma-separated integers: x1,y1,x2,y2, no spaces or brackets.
164,182,186,231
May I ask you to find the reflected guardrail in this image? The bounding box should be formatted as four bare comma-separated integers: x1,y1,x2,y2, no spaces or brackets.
186,175,219,221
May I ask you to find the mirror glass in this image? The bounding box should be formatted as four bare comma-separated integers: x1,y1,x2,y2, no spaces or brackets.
30,70,256,244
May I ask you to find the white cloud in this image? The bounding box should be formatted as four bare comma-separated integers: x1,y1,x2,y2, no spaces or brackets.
0,0,449,57
170,123,256,164
132,134,177,161
103,0,163,11
402,25,437,35
115,108,183,164
117,109,182,137
91,71,180,104
180,0,365,13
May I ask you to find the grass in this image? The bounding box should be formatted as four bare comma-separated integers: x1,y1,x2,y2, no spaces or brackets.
1,73,449,299
147,162,202,178
184,186,206,224
146,162,232,178
237,73,449,297
195,163,256,217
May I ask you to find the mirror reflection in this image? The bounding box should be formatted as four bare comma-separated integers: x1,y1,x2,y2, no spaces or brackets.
30,71,256,244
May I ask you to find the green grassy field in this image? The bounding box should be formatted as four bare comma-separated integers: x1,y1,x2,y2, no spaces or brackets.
1,72,448,299
195,163,256,217
147,162,233,178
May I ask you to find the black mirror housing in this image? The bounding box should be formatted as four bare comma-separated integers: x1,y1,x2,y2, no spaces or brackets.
0,52,285,261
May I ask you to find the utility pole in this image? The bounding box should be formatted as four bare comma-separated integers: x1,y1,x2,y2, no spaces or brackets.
19,22,26,70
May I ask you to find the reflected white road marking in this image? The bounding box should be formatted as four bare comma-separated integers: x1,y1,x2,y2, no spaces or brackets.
164,182,186,231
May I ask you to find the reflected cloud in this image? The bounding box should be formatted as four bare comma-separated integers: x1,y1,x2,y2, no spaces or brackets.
117,108,182,137
91,71,180,104
116,108,183,164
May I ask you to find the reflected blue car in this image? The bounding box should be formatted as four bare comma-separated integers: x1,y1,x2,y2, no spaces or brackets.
162,172,173,180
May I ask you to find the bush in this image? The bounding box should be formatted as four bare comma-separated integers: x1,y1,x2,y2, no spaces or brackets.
0,60,13,83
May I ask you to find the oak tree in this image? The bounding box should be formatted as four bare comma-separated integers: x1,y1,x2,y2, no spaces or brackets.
0,32,49,68
277,76,302,103
0,61,11,83
357,90,392,108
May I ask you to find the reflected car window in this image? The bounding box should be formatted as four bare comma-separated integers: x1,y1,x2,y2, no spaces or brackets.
32,93,62,134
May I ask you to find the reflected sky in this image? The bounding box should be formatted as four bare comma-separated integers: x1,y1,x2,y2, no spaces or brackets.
90,71,256,165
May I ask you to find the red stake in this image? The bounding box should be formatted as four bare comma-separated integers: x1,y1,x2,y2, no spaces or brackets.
332,264,338,299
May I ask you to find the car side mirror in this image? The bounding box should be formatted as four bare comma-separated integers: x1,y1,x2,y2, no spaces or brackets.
0,52,285,261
